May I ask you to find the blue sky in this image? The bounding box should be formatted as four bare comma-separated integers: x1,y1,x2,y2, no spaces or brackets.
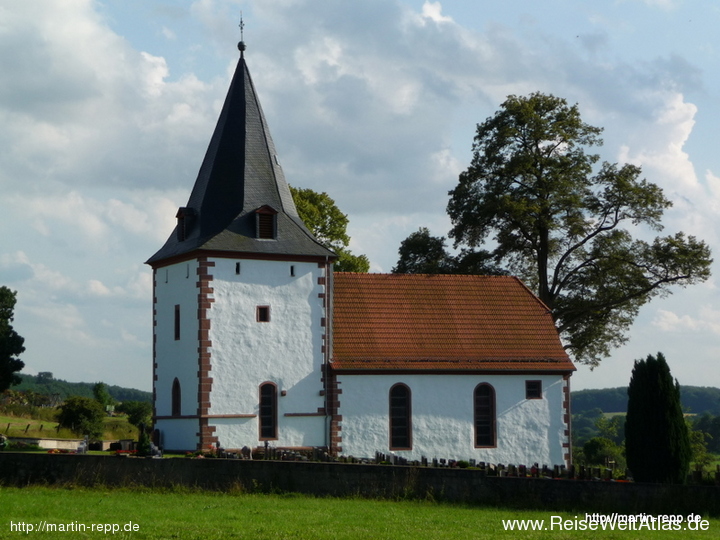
1,0,720,394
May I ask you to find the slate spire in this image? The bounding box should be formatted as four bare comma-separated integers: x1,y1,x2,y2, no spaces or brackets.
147,41,335,266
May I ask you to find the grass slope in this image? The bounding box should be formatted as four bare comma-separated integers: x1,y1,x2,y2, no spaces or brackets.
0,487,716,539
1,415,138,441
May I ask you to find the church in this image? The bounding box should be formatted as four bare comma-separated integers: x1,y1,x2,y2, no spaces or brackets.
146,40,575,466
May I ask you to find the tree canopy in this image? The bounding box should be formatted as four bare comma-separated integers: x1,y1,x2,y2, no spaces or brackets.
93,382,115,411
0,286,25,392
445,92,712,366
290,186,370,272
116,400,153,429
57,396,106,439
392,228,455,274
392,227,503,275
625,352,690,483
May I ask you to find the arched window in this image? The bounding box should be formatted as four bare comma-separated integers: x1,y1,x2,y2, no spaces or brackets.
171,378,181,417
474,383,496,447
389,384,412,450
259,383,278,440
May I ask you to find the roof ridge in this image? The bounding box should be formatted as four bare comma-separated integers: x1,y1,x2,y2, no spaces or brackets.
334,272,515,278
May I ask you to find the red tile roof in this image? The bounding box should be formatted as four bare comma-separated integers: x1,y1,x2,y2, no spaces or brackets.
331,273,574,373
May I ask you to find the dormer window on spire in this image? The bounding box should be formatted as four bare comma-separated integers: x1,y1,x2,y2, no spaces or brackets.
175,207,196,242
255,206,278,239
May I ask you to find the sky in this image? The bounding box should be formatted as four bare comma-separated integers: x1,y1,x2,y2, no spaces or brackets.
1,0,720,394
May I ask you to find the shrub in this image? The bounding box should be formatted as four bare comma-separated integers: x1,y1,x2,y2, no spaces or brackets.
582,437,625,470
7,441,41,451
115,401,152,429
57,396,105,439
136,427,152,457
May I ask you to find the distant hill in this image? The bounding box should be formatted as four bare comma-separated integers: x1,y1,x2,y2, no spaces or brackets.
11,373,151,403
572,385,720,415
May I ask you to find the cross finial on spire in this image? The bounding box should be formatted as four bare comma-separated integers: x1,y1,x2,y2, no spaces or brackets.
238,13,246,55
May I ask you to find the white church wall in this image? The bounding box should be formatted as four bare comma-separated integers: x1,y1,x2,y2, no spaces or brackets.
206,258,327,448
155,418,199,451
154,261,200,418
212,415,326,450
337,373,568,465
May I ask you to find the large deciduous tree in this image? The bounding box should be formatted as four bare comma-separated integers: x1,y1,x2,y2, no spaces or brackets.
625,352,690,483
290,186,370,272
446,92,712,366
0,286,25,392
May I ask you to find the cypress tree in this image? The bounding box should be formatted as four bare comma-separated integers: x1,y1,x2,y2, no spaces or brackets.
625,352,691,483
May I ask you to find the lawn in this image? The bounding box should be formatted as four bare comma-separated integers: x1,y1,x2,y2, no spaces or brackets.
0,486,716,539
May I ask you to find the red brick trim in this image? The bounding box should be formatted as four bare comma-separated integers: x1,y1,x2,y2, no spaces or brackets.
320,263,339,453
152,269,158,422
206,414,255,419
324,366,343,455
196,257,217,450
329,367,575,376
156,414,256,420
563,375,572,467
149,250,335,269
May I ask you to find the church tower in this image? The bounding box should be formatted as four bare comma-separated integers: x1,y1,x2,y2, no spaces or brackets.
147,40,336,452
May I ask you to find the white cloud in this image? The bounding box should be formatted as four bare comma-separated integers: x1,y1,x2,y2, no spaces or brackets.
652,307,720,335
420,1,453,24
618,93,698,194
404,1,454,27
24,303,96,348
1,0,719,391
0,251,34,283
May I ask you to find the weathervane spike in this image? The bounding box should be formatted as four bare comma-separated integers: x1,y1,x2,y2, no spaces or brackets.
238,12,246,55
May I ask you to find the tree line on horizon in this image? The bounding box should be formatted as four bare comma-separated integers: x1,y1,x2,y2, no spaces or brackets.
7,373,151,404
571,385,720,416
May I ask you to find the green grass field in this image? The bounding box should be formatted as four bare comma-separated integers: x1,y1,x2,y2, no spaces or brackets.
0,486,717,539
1,414,138,441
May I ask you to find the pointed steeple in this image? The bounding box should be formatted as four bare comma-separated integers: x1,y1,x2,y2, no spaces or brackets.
147,42,335,266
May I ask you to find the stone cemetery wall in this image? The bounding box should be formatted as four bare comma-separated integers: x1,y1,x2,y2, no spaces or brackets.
0,453,718,517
